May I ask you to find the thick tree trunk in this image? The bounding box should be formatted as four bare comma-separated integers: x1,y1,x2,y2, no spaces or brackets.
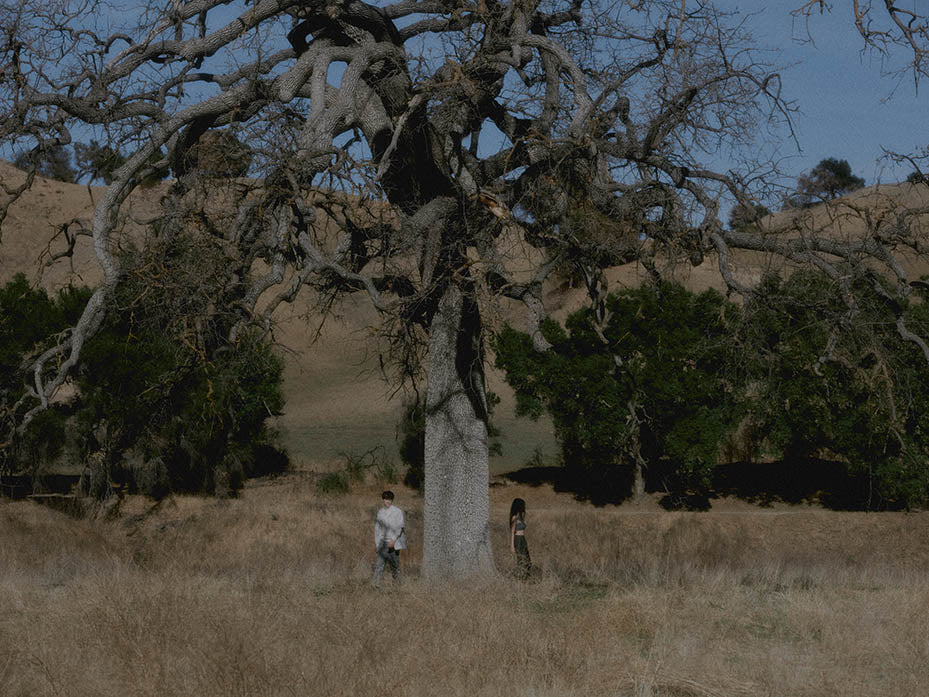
422,283,495,579
627,399,646,500
632,455,646,500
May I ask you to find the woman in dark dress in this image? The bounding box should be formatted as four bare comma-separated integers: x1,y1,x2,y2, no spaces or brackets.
509,497,531,579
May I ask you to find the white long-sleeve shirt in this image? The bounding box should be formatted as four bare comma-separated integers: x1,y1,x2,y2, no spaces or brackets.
374,504,406,550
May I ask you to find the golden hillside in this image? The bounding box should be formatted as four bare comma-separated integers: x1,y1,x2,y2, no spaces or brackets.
3,161,928,472
0,162,557,471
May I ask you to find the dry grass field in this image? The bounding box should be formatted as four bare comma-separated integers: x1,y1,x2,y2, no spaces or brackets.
2,470,928,697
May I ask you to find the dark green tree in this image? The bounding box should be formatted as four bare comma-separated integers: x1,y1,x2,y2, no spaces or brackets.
496,282,742,505
71,226,286,497
786,157,866,207
728,202,771,231
0,274,80,477
0,275,64,390
0,275,91,408
738,271,929,508
0,275,92,475
13,143,76,183
0,244,288,497
809,158,866,198
74,141,127,184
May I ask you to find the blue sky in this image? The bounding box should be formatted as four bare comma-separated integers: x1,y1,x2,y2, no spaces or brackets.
10,1,923,195
716,1,927,187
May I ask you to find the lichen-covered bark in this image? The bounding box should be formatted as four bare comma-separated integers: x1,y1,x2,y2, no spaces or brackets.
422,282,494,579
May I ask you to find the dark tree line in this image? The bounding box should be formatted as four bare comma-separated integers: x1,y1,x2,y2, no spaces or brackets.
496,275,929,510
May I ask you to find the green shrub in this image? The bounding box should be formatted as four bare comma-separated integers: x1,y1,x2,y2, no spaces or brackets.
317,470,351,495
0,276,94,474
0,229,289,498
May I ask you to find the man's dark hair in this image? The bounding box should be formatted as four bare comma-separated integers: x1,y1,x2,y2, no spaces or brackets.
382,490,395,500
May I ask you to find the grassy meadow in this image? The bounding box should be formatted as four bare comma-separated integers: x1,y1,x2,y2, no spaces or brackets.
5,161,929,696
2,469,929,697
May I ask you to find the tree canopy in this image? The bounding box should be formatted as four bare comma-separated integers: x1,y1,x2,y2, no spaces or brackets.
496,282,741,505
0,251,288,498
496,274,929,510
737,271,929,508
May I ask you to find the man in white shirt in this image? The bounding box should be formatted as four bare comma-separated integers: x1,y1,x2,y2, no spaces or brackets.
372,490,406,586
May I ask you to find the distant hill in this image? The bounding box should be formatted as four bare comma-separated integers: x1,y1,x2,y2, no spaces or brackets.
0,162,556,471
3,160,928,472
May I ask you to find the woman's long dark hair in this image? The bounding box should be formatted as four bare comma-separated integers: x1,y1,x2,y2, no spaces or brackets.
509,497,526,522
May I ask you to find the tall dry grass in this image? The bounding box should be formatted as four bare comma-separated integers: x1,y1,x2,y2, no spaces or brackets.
2,473,928,697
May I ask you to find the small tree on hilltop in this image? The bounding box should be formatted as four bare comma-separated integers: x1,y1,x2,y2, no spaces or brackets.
786,157,865,208
808,158,866,198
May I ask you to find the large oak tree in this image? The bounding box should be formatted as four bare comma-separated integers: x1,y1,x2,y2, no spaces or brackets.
3,0,929,577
